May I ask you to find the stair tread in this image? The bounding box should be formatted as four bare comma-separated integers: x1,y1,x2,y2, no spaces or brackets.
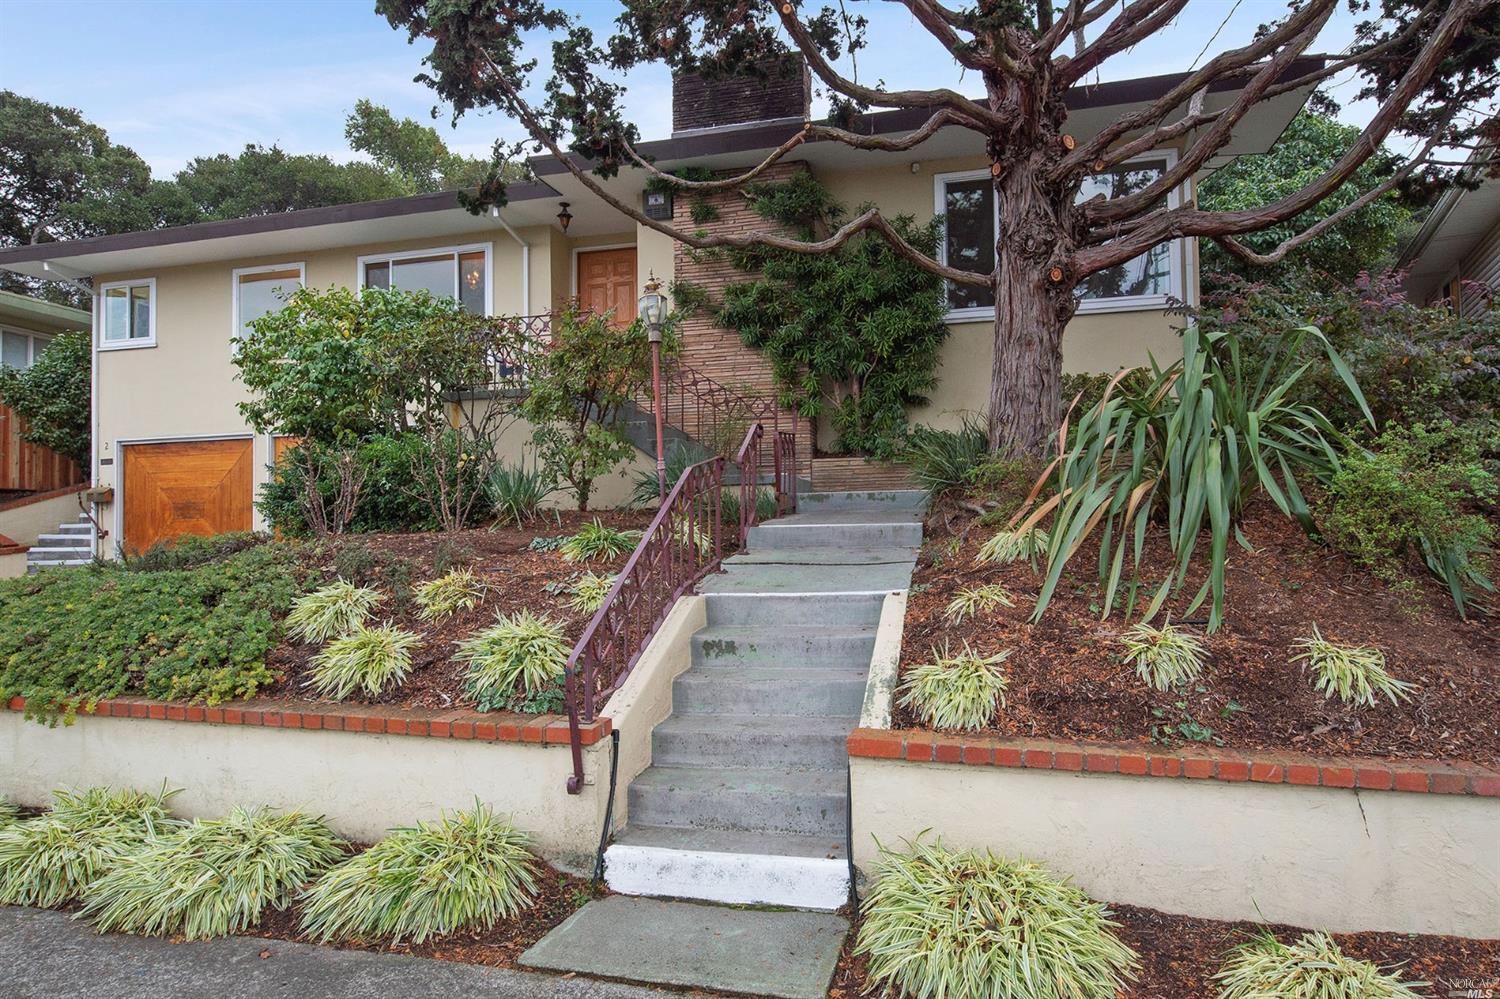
694,624,876,639
630,765,846,795
612,824,847,861
677,665,870,681
656,713,858,735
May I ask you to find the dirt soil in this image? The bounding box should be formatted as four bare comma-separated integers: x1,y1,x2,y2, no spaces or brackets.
900,495,1500,764
263,510,653,712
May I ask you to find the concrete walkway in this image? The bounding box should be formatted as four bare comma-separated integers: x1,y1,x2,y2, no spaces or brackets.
0,906,683,999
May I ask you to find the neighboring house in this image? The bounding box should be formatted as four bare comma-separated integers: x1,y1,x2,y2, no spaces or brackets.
0,65,1315,556
1398,142,1499,315
0,289,89,495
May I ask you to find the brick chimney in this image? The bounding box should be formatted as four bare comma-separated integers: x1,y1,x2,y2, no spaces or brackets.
672,57,810,135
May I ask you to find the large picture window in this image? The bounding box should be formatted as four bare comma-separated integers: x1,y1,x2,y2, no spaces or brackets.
1,329,50,370
99,278,155,349
358,244,490,316
233,263,304,344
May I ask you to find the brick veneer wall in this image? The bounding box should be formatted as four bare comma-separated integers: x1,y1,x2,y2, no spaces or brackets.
672,60,809,133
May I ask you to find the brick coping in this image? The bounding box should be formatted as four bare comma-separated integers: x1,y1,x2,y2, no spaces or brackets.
847,727,1500,798
0,483,87,513
5,695,610,746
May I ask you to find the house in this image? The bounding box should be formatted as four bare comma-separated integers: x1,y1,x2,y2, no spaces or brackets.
0,65,1315,557
1397,141,1499,315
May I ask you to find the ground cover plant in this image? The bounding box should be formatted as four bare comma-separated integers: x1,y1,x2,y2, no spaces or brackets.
286,580,384,643
0,786,177,907
307,624,422,700
79,807,346,940
1120,621,1209,692
456,611,569,713
943,583,1015,624
560,519,640,562
897,645,1010,732
568,571,615,614
1292,627,1413,708
414,567,485,620
299,803,537,945
0,797,16,827
1214,930,1425,999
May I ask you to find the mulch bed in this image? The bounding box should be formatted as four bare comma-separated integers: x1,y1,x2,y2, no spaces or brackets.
900,495,1500,765
262,510,654,712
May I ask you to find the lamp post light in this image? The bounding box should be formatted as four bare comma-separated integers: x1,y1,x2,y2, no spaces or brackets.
637,273,669,502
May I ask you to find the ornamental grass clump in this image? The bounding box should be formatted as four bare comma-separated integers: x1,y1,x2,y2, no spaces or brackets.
456,610,569,712
568,571,616,614
414,567,485,621
1120,620,1209,691
0,786,178,907
856,837,1138,999
560,519,640,562
299,803,537,945
1292,626,1414,707
898,644,1011,732
943,583,1016,623
0,797,16,827
306,624,421,700
1214,930,1425,999
976,526,1049,568
286,580,383,643
80,807,346,940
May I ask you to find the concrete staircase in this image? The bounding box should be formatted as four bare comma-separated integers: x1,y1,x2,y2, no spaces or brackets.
26,513,94,572
603,489,924,910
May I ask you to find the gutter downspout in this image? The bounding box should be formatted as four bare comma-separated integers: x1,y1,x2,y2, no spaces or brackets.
40,261,102,558
489,206,531,315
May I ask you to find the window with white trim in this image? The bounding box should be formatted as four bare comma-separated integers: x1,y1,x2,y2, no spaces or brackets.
359,244,490,315
234,263,304,342
934,153,1183,319
1,329,51,370
100,279,155,348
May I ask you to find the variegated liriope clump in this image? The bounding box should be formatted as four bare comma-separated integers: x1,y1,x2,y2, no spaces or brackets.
975,525,1048,567
898,644,1010,731
1214,930,1425,999
568,571,616,614
1119,619,1209,691
286,580,383,643
943,583,1016,623
306,624,421,699
414,567,485,620
455,610,569,712
1292,626,1414,707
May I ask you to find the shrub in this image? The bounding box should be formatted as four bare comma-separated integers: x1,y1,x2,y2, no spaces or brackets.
975,526,1049,568
1120,621,1208,691
414,567,485,621
1291,626,1413,707
1320,422,1496,616
80,808,346,939
456,610,569,712
898,645,1011,732
486,459,556,526
905,413,989,494
943,583,1015,623
286,581,384,644
568,571,616,614
0,544,307,719
1214,930,1425,999
560,519,641,563
856,836,1138,999
0,786,178,907
307,624,421,700
122,532,269,573
300,803,537,945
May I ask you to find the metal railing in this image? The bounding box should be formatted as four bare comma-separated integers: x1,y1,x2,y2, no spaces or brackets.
562,421,793,793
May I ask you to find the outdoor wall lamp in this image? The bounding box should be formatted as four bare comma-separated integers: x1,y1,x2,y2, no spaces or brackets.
556,202,573,232
638,272,669,500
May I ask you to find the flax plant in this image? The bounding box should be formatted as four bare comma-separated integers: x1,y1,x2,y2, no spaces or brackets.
286,580,383,643
560,519,641,562
80,807,346,939
1292,626,1414,707
1215,931,1425,999
855,836,1138,999
414,567,485,621
455,610,569,712
300,803,537,945
1120,620,1209,691
568,571,616,614
898,644,1011,732
943,583,1016,623
306,623,421,699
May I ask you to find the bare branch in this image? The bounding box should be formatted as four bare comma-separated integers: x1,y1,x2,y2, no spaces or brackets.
899,0,995,72
1036,0,1115,57
1057,0,1191,86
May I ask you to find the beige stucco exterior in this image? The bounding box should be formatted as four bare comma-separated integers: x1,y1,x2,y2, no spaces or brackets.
0,488,86,548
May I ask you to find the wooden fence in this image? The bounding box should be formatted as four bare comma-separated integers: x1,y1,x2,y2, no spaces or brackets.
0,403,82,493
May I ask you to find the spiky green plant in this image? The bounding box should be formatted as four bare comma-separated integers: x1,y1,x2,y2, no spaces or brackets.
306,624,421,700
79,807,346,939
673,518,714,558
0,797,17,827
568,572,616,614
1120,620,1209,691
299,803,537,945
455,610,569,712
856,836,1138,999
976,526,1049,568
898,644,1011,731
560,519,641,562
286,580,383,643
0,786,178,907
1291,626,1414,707
943,583,1016,623
1215,931,1425,999
414,567,485,621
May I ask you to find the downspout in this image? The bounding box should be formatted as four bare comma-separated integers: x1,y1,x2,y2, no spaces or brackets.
489,206,531,315
41,261,103,555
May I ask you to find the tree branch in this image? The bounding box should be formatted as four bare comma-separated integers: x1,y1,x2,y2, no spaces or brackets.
898,0,996,72
1057,0,1192,86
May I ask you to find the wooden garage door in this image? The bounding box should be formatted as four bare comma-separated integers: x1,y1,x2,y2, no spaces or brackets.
123,439,254,554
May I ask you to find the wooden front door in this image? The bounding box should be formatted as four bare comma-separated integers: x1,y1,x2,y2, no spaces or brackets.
575,247,638,327
122,439,254,554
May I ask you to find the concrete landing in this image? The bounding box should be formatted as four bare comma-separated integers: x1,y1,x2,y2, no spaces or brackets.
520,896,848,999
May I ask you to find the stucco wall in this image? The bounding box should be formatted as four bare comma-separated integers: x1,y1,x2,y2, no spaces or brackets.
0,488,87,547
850,757,1500,938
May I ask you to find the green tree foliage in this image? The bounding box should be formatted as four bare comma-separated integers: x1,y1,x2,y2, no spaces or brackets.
0,330,91,465
717,174,949,458
344,99,490,193
172,145,407,219
1199,112,1414,285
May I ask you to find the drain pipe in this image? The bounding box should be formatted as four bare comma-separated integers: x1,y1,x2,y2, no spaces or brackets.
591,728,621,886
488,206,531,315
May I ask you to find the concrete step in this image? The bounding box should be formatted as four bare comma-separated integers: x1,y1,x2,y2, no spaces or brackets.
728,546,920,566
627,765,846,839
691,626,876,668
672,667,869,716
31,535,90,549
704,592,885,628
796,489,929,513
605,827,848,910
746,515,922,550
699,559,914,594
651,713,855,770
55,522,92,534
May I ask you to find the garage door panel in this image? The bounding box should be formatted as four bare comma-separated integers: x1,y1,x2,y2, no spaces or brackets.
123,439,254,554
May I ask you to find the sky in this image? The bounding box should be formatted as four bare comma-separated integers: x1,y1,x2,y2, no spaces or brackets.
0,0,1381,178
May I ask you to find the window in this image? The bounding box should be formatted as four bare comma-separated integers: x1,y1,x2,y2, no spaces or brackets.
100,279,155,348
934,153,1183,319
233,263,304,343
358,244,490,315
1,329,50,370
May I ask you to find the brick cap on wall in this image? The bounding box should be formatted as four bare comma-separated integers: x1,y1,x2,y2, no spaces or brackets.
848,727,1500,798
5,696,610,746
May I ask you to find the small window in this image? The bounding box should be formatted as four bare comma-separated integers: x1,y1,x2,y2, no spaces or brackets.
1074,156,1179,310
1,330,48,369
100,279,155,348
358,245,489,315
234,264,304,342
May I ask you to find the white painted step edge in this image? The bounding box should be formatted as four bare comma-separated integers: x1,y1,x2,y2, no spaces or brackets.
604,844,848,911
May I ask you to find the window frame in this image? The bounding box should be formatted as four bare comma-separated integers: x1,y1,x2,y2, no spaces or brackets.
932,167,1002,324
231,261,306,352
0,327,51,370
355,242,494,316
98,277,157,350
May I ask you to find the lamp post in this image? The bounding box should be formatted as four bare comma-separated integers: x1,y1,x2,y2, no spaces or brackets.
638,273,669,502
